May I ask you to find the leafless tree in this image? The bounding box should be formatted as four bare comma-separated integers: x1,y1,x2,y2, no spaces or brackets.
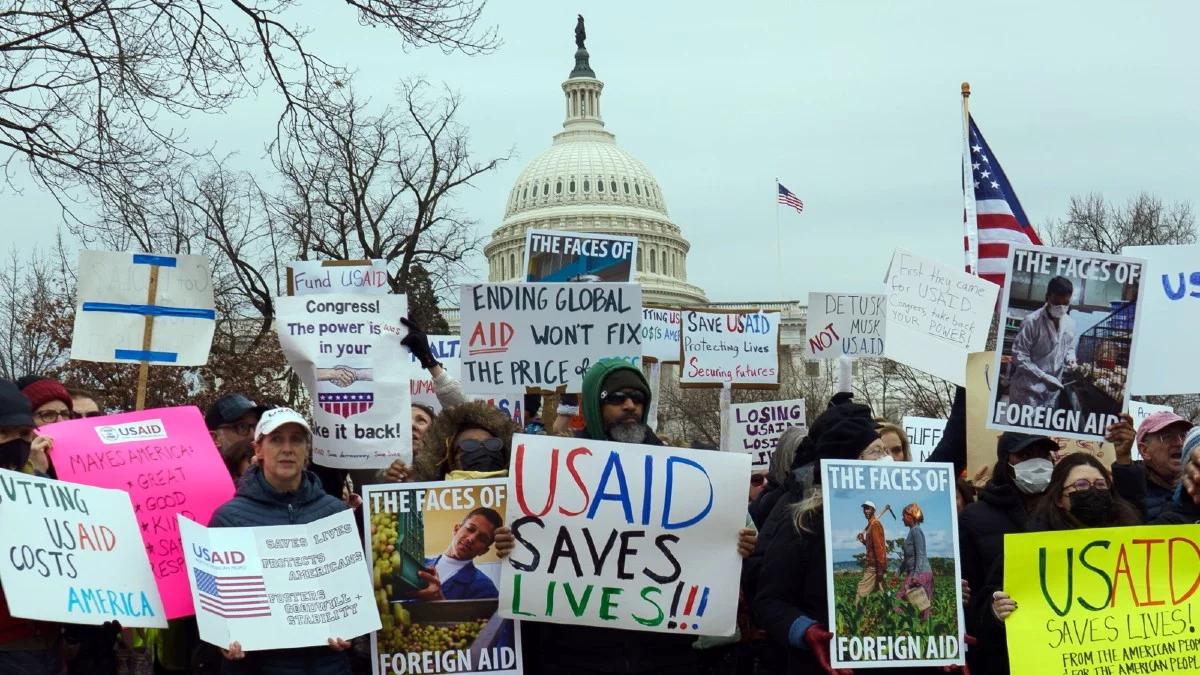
0,246,73,380
1045,192,1195,253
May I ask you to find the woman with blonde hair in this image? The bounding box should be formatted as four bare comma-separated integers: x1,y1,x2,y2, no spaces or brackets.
875,422,911,462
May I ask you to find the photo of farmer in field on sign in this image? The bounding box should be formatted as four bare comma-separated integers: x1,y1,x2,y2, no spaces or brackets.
855,500,889,602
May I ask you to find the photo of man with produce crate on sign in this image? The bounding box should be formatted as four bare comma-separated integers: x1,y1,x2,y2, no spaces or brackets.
365,479,521,675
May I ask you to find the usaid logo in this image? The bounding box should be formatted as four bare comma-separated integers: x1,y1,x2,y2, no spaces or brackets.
94,419,168,445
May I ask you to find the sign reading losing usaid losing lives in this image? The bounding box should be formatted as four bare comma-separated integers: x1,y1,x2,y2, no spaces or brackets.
680,310,781,387
180,510,380,651
500,434,749,636
988,245,1146,443
524,229,637,283
883,250,998,387
641,307,682,363
276,295,413,469
459,283,642,393
806,293,886,360
1004,525,1200,675
41,406,235,619
726,399,806,468
0,468,167,628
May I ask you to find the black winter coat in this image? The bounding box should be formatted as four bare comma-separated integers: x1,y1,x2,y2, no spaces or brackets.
957,481,1038,596
209,465,351,675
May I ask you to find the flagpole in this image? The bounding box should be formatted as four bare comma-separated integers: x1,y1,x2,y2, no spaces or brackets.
961,82,979,277
774,177,782,299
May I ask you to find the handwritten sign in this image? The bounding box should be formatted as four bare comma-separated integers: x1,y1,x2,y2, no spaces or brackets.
680,310,781,388
883,250,998,386
806,293,886,360
459,283,642,393
1122,244,1195,395
41,406,234,619
1004,525,1200,675
287,259,389,296
641,307,681,363
726,399,806,467
71,251,215,365
276,295,413,469
364,480,523,675
821,460,965,669
180,510,380,651
902,417,947,462
988,245,1146,442
411,335,461,413
524,229,636,283
499,434,748,635
0,468,167,628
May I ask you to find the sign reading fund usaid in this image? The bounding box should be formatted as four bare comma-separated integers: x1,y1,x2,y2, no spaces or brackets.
499,434,749,636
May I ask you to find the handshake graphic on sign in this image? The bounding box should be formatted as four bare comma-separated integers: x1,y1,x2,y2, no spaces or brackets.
316,366,373,388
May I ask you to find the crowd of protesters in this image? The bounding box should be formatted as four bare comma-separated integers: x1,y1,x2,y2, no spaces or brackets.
2,315,1199,675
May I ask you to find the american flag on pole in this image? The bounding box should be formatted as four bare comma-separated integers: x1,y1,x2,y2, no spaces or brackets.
318,391,374,418
194,569,270,619
965,116,1042,288
777,183,805,214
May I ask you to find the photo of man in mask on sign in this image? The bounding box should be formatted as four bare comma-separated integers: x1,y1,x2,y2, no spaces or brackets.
1006,275,1078,410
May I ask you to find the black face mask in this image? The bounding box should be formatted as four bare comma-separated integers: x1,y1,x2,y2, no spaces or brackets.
458,439,505,472
0,438,31,471
1068,488,1113,526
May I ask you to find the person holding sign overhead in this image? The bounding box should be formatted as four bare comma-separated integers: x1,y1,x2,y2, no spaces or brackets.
1005,276,1079,410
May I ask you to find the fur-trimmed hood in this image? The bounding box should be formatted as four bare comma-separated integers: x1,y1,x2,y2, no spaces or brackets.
412,400,521,481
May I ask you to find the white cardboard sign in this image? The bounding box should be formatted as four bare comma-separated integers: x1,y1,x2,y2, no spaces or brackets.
0,468,167,628
641,307,682,363
805,293,886,360
1122,244,1196,395
726,399,806,467
180,510,380,651
883,250,998,386
902,416,948,462
680,310,781,387
71,251,215,366
287,259,389,295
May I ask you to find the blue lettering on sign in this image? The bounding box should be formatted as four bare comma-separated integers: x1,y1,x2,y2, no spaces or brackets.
66,587,156,617
1161,272,1200,301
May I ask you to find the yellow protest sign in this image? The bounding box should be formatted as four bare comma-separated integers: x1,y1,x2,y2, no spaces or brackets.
1004,526,1200,675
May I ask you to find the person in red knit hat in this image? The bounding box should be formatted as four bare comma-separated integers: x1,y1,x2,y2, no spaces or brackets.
18,376,72,476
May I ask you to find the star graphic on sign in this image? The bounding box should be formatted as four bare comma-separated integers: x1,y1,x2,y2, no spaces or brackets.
145,543,155,554
127,480,134,489
135,504,142,512
990,181,1000,189
141,521,150,531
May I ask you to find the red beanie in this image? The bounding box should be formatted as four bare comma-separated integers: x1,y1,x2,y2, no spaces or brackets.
20,379,73,413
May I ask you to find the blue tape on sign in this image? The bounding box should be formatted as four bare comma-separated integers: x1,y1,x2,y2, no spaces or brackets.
81,302,215,320
131,254,177,267
114,349,178,363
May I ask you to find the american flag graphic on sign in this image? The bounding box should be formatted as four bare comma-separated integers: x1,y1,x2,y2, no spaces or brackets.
194,569,270,619
318,391,374,418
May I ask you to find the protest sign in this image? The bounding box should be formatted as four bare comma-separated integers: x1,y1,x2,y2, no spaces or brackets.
679,309,781,388
1003,525,1200,675
806,293,886,360
726,399,806,467
1130,401,1175,461
902,417,947,462
180,509,380,651
0,468,167,628
499,433,748,635
1123,244,1198,395
71,251,215,366
641,306,681,363
42,406,234,619
883,249,998,386
988,245,1146,443
364,480,522,675
411,336,462,412
523,229,637,283
821,460,965,669
287,259,389,296
276,294,413,469
459,283,642,393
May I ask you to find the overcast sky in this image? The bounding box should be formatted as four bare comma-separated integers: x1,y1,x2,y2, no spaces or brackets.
3,1,1197,303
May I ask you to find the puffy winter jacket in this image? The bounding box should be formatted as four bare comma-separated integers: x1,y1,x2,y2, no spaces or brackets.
208,465,350,675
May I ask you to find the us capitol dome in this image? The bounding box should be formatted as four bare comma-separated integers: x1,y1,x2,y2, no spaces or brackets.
483,25,708,306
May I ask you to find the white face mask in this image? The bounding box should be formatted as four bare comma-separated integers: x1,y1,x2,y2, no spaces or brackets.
1012,457,1054,495
1047,304,1069,319
877,454,894,463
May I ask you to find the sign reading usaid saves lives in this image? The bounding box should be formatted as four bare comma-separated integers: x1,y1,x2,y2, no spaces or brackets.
42,406,235,619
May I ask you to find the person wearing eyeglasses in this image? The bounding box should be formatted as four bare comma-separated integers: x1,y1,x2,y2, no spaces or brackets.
411,401,520,482
204,393,269,453
982,453,1138,675
1105,411,1192,522
17,376,73,476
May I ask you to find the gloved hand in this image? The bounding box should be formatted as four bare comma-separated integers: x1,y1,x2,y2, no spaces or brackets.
400,318,439,370
804,624,853,675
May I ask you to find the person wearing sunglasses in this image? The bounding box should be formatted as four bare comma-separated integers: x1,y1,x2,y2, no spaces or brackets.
204,393,269,453
411,400,520,481
1106,410,1193,522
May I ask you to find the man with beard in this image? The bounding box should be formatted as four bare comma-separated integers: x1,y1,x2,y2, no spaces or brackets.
578,359,660,446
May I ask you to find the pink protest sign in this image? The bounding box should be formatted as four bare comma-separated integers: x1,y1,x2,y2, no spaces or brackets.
42,406,235,619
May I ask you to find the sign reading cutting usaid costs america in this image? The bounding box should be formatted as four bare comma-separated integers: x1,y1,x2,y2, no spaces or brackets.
641,307,681,363
287,259,389,296
276,294,413,469
459,283,642,393
988,245,1146,443
523,229,637,283
0,468,167,628
180,510,380,651
883,249,998,387
726,399,806,467
806,293,886,360
364,480,522,675
680,309,781,387
1003,525,1200,675
71,251,216,365
499,434,749,636
821,460,965,669
41,406,235,619
1122,243,1200,395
